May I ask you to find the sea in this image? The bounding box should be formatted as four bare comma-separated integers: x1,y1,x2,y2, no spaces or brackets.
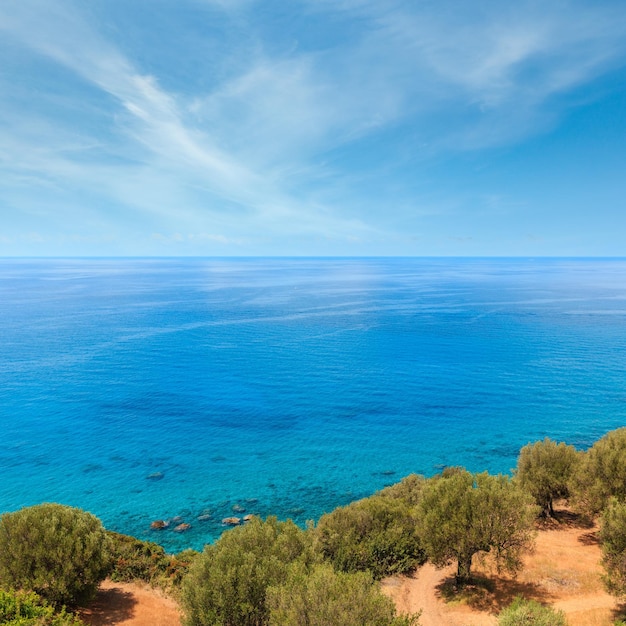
1,257,625,552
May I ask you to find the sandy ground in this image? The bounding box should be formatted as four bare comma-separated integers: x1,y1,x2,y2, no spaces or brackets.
382,510,625,626
79,580,182,626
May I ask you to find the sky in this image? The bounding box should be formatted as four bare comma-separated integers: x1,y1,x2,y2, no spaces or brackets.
1,0,626,257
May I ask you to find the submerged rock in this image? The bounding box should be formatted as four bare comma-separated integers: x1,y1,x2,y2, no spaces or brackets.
173,523,191,533
232,504,246,513
146,472,164,481
197,514,212,522
150,520,169,530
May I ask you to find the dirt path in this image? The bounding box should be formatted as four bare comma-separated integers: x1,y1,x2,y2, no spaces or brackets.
382,562,497,626
79,580,182,626
382,511,622,626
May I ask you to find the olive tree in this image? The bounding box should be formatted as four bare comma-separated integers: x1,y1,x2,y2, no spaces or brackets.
0,503,110,607
314,494,425,579
416,470,536,584
515,438,580,517
267,563,420,626
570,427,626,517
181,516,316,626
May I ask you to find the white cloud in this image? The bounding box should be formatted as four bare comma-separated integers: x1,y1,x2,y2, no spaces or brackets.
303,0,626,148
0,0,377,242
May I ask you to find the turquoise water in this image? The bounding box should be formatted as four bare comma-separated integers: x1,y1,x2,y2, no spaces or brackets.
1,257,625,551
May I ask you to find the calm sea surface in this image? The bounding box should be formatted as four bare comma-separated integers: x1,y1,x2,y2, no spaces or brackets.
1,258,625,551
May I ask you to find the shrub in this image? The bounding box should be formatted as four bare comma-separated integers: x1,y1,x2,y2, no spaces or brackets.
0,503,110,607
600,498,626,597
181,516,316,626
267,563,420,626
314,494,425,579
377,474,427,506
0,587,84,625
108,532,198,588
498,596,567,625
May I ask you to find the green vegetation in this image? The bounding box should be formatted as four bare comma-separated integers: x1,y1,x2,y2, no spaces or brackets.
497,596,567,625
377,474,427,506
515,438,580,517
314,493,426,579
108,531,198,589
0,503,110,608
570,427,626,517
0,588,85,625
416,469,536,584
267,563,420,626
181,516,316,626
600,498,626,597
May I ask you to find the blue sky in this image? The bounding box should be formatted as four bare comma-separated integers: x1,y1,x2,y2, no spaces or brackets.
1,0,626,256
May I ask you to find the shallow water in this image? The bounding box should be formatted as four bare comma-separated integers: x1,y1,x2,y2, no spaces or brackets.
1,257,625,551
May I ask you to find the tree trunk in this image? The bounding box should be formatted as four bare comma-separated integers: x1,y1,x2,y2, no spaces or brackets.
456,553,473,585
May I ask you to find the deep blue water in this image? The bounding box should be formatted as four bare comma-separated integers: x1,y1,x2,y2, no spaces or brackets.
1,257,625,551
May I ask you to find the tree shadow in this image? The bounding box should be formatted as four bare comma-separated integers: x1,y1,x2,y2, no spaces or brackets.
536,507,595,532
79,586,137,626
578,529,601,546
612,601,626,624
436,573,555,615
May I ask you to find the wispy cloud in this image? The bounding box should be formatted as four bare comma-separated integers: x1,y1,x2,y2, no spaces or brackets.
303,0,626,148
0,0,374,242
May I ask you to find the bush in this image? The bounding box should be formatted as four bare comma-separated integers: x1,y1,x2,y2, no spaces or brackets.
314,495,425,579
0,503,110,607
377,474,427,506
600,499,626,597
181,516,316,626
498,596,567,625
108,531,198,588
267,563,420,626
0,588,84,625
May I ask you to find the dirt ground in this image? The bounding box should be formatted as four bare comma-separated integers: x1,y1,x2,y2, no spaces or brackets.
79,580,182,626
382,509,626,626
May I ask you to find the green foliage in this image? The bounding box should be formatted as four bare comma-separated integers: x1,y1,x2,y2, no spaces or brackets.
267,563,420,626
497,596,567,625
600,498,626,597
0,588,84,625
181,516,316,626
377,474,427,506
0,504,110,608
416,471,536,584
108,532,198,588
314,494,426,579
515,438,580,517
570,428,626,517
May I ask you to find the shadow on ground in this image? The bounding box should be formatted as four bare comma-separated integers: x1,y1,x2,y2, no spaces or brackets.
436,574,554,615
79,586,137,626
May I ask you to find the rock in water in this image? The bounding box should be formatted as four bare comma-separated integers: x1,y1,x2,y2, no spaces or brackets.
150,520,169,530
